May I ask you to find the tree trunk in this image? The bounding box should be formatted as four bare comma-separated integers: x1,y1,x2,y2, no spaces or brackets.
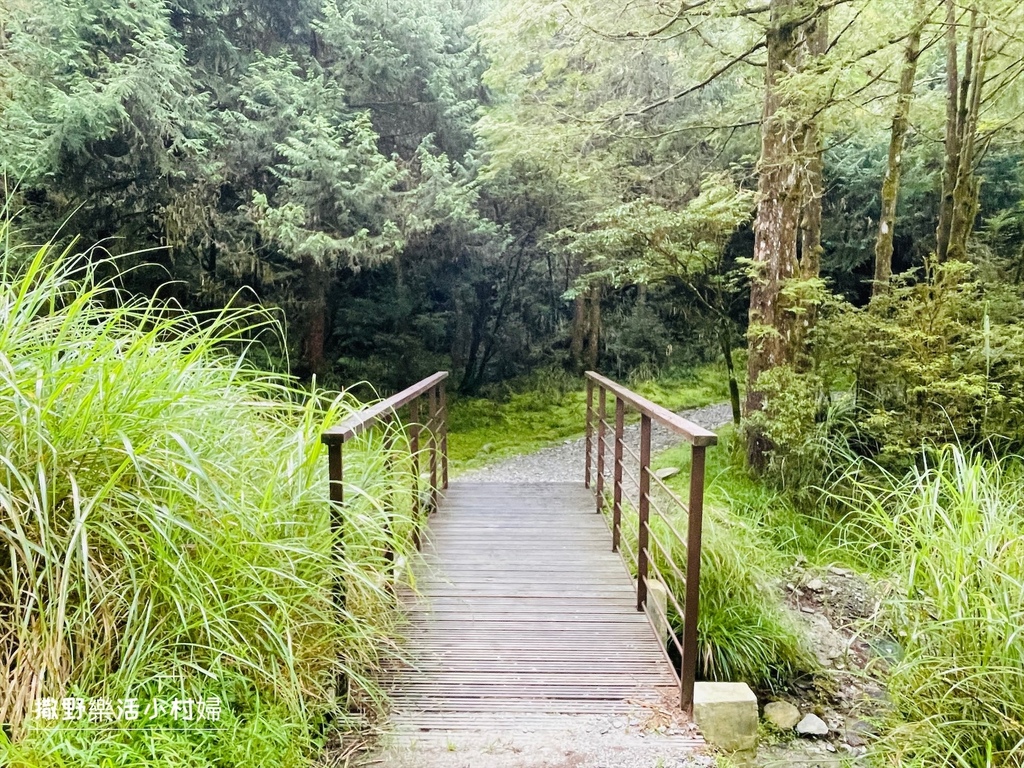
745,0,805,467
874,0,926,295
720,322,742,426
947,11,987,261
935,3,987,263
793,7,827,373
301,258,328,379
459,281,491,394
570,293,586,371
798,8,827,282
585,283,601,371
935,0,961,262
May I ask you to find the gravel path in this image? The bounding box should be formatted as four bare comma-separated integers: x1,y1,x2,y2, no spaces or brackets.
455,402,734,484
365,725,717,768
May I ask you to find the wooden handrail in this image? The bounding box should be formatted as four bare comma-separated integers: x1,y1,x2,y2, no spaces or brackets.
584,371,715,715
322,371,449,444
584,371,718,447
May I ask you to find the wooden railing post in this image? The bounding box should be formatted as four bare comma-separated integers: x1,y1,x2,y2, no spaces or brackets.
327,440,347,698
328,442,346,601
439,380,449,490
681,444,707,713
409,398,422,550
585,378,594,489
428,385,439,513
595,386,606,513
612,396,624,552
636,414,651,612
382,425,396,572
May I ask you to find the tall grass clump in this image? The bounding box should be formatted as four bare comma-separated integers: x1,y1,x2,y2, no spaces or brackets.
613,503,812,688
840,447,1024,767
0,236,415,766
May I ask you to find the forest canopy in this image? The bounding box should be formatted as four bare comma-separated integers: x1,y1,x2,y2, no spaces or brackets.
2,0,1024,444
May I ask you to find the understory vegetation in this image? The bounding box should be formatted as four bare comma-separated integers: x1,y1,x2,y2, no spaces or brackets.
0,240,414,766
835,449,1024,767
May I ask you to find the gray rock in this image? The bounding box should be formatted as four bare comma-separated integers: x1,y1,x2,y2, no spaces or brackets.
763,701,802,730
655,466,680,480
796,713,829,737
806,578,826,592
844,717,875,748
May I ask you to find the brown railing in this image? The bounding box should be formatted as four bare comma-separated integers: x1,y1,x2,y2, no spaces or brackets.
321,371,449,604
584,371,717,713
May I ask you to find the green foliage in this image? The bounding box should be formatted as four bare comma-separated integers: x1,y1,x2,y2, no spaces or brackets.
833,448,1024,767
0,0,506,383
756,261,1024,485
0,0,202,184
0,237,414,764
561,175,754,290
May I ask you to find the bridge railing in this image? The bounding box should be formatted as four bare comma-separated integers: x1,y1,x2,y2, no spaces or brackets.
321,371,449,595
584,371,717,713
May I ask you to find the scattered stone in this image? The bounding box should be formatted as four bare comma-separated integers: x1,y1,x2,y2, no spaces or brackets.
611,719,625,729
654,466,680,480
806,578,826,592
829,566,853,577
763,701,802,731
844,717,875,748
796,713,830,738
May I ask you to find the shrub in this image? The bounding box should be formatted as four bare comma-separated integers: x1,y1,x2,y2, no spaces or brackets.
756,260,1024,487
0,237,413,766
837,448,1024,767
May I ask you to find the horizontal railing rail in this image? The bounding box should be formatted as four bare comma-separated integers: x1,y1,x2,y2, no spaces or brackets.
584,371,717,714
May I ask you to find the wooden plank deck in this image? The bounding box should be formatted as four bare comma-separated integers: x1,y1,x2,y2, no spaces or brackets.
389,482,701,743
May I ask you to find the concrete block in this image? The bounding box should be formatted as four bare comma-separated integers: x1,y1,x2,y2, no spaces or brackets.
644,579,670,643
693,681,758,755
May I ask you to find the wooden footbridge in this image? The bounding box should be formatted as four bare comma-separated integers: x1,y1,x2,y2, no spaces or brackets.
321,372,717,740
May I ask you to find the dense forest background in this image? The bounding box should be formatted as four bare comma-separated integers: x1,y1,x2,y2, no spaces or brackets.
4,0,1021,405
2,0,1024,468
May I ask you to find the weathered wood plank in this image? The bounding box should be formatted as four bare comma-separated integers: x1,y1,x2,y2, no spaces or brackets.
388,481,693,741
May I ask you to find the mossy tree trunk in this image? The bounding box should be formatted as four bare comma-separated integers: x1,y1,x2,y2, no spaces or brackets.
745,0,809,468
873,0,927,296
585,283,601,371
720,322,742,426
946,8,988,261
301,257,328,379
570,293,586,371
936,1,988,263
